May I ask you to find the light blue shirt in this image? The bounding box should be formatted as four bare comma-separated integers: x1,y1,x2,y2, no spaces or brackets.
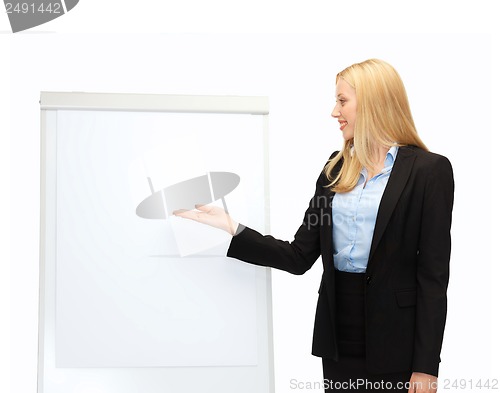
332,146,399,273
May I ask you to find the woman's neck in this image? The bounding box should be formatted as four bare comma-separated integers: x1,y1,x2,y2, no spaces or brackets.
365,145,390,182
372,145,390,166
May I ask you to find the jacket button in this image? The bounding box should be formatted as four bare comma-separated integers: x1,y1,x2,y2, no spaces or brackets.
366,275,372,285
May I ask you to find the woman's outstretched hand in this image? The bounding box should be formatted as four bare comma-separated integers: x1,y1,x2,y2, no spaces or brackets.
173,204,239,236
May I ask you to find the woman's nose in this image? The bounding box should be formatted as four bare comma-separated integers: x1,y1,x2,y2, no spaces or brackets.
331,103,340,118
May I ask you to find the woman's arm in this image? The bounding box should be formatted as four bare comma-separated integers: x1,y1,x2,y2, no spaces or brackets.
174,166,331,275
225,169,327,275
412,154,454,377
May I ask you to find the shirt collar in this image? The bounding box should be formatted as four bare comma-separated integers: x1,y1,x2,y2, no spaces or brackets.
359,146,399,180
385,145,399,168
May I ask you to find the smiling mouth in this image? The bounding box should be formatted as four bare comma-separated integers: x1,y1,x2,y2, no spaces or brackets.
339,121,348,131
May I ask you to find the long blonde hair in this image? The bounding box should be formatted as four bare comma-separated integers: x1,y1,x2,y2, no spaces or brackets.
325,59,427,193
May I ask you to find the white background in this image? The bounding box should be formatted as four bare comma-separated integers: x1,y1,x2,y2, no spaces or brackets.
1,2,499,393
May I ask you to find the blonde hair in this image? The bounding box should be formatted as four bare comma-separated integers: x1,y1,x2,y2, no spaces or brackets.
325,59,428,193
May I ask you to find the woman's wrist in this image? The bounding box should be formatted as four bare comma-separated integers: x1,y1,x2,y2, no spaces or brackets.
231,222,245,236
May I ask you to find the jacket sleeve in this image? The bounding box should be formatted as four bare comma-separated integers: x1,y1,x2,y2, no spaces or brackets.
412,155,454,376
226,157,335,275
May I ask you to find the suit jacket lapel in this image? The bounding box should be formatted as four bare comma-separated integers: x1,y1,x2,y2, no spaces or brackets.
367,146,416,267
320,156,341,273
323,193,334,272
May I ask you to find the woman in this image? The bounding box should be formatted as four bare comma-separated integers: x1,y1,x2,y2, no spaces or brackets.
174,59,454,393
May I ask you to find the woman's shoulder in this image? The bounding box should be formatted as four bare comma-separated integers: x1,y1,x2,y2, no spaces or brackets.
315,150,343,187
401,145,453,175
401,145,451,165
329,150,341,159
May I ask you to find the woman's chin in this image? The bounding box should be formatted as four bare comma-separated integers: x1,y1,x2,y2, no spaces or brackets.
341,131,354,141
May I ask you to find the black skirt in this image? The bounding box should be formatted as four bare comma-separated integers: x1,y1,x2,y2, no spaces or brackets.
322,270,412,392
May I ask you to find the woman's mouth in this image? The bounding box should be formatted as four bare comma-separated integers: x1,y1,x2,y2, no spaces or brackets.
339,121,348,131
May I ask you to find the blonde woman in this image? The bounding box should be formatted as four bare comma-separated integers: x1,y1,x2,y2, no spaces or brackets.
175,59,454,393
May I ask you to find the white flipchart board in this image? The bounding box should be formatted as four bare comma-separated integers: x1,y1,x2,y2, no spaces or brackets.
38,92,274,393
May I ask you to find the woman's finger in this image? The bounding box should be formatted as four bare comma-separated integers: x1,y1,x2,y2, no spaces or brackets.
173,209,200,220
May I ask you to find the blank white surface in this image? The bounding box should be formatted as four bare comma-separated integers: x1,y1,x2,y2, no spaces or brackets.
53,110,264,367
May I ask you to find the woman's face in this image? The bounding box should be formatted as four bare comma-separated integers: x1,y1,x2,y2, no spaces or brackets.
331,78,357,141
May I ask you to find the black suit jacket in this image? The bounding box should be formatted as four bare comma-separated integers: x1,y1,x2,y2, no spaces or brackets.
227,145,454,377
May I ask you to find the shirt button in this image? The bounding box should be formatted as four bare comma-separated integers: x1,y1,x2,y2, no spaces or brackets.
366,276,372,285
